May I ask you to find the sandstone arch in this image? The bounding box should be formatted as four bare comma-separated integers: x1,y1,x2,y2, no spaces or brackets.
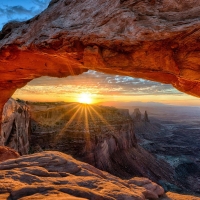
1,0,200,124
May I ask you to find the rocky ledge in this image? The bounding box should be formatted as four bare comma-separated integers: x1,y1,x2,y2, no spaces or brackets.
0,150,164,200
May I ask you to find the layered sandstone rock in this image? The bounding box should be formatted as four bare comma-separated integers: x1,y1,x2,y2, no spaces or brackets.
1,99,30,155
1,0,200,122
0,151,165,200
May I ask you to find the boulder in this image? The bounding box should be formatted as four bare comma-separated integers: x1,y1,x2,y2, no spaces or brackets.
0,151,165,200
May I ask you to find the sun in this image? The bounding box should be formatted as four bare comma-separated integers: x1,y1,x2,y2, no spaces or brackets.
78,93,93,104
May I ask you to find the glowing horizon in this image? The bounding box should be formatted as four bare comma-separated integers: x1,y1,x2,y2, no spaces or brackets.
12,71,200,107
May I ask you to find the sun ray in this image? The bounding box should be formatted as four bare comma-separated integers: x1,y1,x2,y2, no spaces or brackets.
73,105,85,139
89,106,116,133
57,105,83,138
84,106,91,151
52,103,80,125
87,106,98,126
31,102,79,125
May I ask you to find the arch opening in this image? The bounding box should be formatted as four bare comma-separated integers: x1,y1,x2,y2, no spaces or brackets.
1,70,200,194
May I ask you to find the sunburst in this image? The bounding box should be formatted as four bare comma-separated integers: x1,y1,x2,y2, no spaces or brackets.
77,92,93,104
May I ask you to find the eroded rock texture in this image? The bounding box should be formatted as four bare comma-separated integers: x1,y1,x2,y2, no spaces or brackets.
1,99,30,155
0,151,165,200
1,0,200,117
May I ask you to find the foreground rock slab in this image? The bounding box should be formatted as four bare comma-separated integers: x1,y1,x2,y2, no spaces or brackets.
0,151,164,200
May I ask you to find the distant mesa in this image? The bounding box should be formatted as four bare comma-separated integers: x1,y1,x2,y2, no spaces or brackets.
131,108,150,123
131,108,142,121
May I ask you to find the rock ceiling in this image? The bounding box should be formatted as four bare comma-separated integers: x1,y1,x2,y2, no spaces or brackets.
1,0,200,118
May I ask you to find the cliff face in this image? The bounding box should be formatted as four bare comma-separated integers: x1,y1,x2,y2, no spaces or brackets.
1,0,200,124
29,102,174,186
1,99,30,155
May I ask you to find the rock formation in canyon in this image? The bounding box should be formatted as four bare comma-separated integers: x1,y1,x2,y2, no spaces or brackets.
143,111,150,123
1,0,200,123
1,99,30,155
131,108,142,122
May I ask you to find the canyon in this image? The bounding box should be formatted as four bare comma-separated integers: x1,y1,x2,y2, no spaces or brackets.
132,107,200,194
2,99,200,197
29,102,174,186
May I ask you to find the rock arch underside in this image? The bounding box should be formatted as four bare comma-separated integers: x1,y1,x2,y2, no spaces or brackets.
1,0,200,122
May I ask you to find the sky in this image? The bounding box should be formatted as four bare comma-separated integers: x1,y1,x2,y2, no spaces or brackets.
0,0,50,28
1,0,200,106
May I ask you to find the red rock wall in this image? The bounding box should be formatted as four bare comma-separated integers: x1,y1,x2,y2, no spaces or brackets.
1,0,200,125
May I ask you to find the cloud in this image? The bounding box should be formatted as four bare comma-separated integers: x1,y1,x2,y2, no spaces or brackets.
25,70,182,96
32,0,50,8
0,0,51,29
5,5,33,16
